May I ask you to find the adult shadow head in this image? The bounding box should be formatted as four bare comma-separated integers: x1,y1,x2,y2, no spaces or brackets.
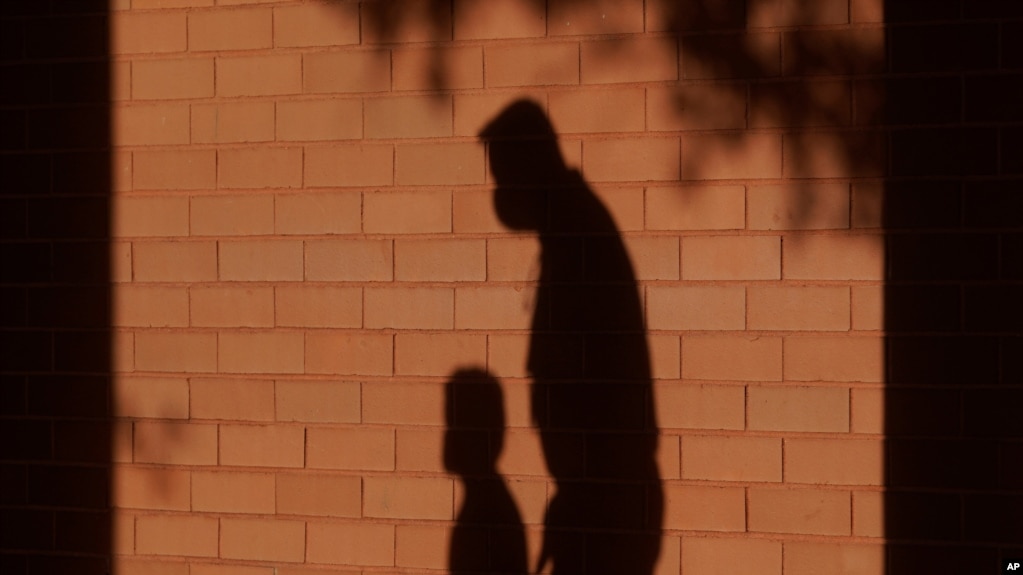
444,367,528,574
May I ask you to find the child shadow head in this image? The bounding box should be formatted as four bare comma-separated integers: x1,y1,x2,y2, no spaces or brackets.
443,367,506,475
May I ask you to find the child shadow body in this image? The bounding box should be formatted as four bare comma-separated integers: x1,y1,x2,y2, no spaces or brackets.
445,368,528,574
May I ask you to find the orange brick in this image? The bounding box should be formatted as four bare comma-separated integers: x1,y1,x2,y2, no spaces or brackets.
276,99,362,142
850,0,884,23
112,422,133,463
650,334,682,380
485,237,542,281
305,332,393,376
112,61,131,102
191,101,274,144
682,32,781,79
453,91,549,137
112,11,186,54
219,239,303,281
217,54,301,97
645,185,745,231
114,285,189,328
219,332,304,374
362,0,452,43
783,235,884,280
305,239,392,281
221,517,304,562
682,538,782,575
850,387,883,434
365,287,453,329
190,194,274,236
682,236,780,280
786,438,884,486
454,0,546,39
664,485,745,531
393,333,487,377
784,542,884,575
851,285,883,331
307,522,394,567
395,429,444,472
307,427,394,471
580,36,676,85
115,104,190,146
750,80,851,128
133,240,218,282
658,434,682,480
113,331,135,372
749,0,849,27
221,424,304,468
192,566,273,575
625,237,680,280
682,335,783,381
134,150,216,190
393,46,483,91
190,377,274,421
657,537,682,575
429,186,501,239
305,144,393,188
748,287,850,331
111,512,135,556
783,131,886,178
485,43,579,87
132,58,214,100
852,490,883,537
135,332,217,373
647,286,745,331
114,195,189,237
784,336,884,382
114,376,189,419
303,50,391,94
748,386,849,432
189,7,271,51
363,379,447,425
112,242,132,283
367,189,454,233
277,472,361,517
219,148,302,189
276,380,361,423
366,95,453,139
583,137,680,182
136,515,218,557
113,149,132,191
748,488,850,535
498,429,549,476
682,133,782,180
748,183,850,230
365,476,453,520
487,334,533,378
134,421,218,465
112,467,190,511
274,2,359,48
275,191,361,235
549,0,643,35
191,470,274,514
455,286,534,330
394,143,484,186
395,239,485,282
112,558,189,575
648,83,746,131
276,286,361,329
683,436,782,482
549,89,645,134
586,186,646,231
396,524,448,569
190,286,274,328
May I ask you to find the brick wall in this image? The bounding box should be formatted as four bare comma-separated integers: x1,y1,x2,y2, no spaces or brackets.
2,1,1019,574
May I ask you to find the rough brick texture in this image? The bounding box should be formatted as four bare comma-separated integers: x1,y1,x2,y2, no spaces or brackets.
3,0,1020,574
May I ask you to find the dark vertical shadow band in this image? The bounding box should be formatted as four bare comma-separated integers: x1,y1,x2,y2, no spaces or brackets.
883,4,1023,573
0,2,112,574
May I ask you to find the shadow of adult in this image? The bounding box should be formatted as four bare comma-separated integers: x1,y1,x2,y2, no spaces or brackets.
445,367,528,574
480,100,663,575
